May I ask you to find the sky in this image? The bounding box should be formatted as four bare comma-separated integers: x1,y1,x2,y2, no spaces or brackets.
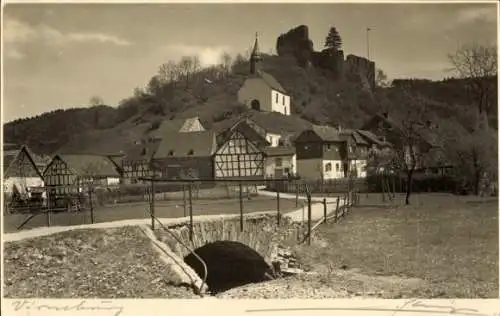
3,2,498,122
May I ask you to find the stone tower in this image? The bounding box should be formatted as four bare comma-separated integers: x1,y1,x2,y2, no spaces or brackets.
250,32,262,74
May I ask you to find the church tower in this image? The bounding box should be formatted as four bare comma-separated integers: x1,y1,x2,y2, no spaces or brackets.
250,32,262,74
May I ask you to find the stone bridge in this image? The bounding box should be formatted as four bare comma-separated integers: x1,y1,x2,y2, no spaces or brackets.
144,190,354,294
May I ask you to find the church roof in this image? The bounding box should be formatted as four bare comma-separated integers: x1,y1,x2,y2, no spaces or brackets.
256,70,287,94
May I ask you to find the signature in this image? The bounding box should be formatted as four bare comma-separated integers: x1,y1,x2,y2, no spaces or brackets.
246,299,498,316
11,299,124,316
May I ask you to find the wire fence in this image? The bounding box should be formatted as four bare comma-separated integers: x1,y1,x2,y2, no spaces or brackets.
3,179,311,234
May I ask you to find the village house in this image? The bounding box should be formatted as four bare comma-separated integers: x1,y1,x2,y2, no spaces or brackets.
121,117,206,183
150,131,217,180
43,154,122,207
211,111,308,179
213,121,268,180
293,125,390,180
3,145,46,202
237,33,292,116
361,112,446,172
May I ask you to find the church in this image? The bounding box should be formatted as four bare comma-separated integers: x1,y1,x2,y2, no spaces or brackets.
237,34,292,116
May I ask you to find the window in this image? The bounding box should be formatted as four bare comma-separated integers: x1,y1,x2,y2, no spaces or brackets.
168,150,174,156
325,163,332,172
187,149,194,155
275,157,283,167
282,95,285,105
335,163,340,172
275,93,278,103
325,144,331,150
269,136,273,144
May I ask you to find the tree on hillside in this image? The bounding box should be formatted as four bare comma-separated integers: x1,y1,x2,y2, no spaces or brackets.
158,60,180,85
448,43,497,130
370,92,434,205
324,27,342,52
440,120,497,196
89,96,104,107
220,52,233,77
375,68,390,88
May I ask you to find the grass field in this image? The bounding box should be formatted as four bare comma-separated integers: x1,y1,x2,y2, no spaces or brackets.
293,193,498,298
3,226,198,298
4,196,305,233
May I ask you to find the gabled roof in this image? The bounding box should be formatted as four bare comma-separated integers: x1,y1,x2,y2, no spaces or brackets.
217,121,270,150
256,70,287,94
154,131,216,159
150,117,204,139
55,154,121,177
123,140,161,163
356,129,389,147
361,113,437,148
340,129,369,145
310,125,343,142
3,145,43,178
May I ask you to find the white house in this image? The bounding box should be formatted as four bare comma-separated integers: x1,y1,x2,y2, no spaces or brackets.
237,33,291,116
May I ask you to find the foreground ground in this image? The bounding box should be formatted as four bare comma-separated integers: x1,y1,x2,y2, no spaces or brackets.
3,226,197,298
4,193,497,298
291,193,499,298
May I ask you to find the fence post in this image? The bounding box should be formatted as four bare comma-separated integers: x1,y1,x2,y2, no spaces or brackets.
150,178,155,230
307,194,312,246
335,197,340,222
295,183,299,207
323,198,327,223
189,183,193,242
46,208,51,227
183,184,187,217
277,190,280,226
239,181,244,232
89,186,95,224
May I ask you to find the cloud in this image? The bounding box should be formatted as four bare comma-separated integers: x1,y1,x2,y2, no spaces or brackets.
4,16,132,59
162,44,232,67
456,7,497,24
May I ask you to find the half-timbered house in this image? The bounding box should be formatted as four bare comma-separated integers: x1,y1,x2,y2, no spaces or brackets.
121,139,161,184
213,122,267,180
151,131,217,179
3,145,45,200
43,154,122,206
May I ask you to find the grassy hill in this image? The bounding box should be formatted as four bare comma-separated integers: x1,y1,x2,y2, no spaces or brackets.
3,52,496,156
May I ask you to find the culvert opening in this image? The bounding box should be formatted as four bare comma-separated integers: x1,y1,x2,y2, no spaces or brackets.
184,240,275,294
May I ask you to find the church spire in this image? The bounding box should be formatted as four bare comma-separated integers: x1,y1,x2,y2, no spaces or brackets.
250,32,262,74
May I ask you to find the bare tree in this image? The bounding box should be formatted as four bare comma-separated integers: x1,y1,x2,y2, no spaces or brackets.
448,43,497,130
370,93,434,205
158,60,180,84
375,68,390,88
179,56,194,88
89,96,104,106
220,52,233,77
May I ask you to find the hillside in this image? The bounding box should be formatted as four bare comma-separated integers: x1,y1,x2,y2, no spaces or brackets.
3,49,497,156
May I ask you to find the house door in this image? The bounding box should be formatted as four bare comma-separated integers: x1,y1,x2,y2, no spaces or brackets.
275,168,284,179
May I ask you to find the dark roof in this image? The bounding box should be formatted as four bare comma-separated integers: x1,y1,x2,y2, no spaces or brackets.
310,125,343,142
123,140,161,163
57,154,121,177
263,146,296,157
362,113,437,148
256,70,287,94
154,131,216,158
340,129,369,145
356,129,388,147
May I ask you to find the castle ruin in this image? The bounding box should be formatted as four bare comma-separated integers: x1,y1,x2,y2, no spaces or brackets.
276,25,375,89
